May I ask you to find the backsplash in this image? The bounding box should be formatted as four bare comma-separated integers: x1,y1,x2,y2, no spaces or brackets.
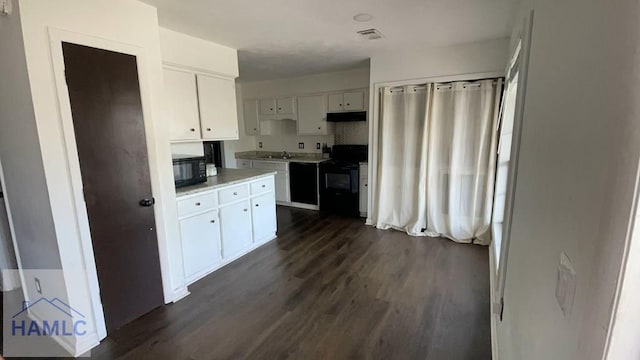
255,120,334,153
334,121,369,145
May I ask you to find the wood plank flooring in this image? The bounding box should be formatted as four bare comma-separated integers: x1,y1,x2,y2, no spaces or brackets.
74,207,490,359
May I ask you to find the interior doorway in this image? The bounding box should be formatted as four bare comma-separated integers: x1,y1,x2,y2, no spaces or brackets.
62,42,164,332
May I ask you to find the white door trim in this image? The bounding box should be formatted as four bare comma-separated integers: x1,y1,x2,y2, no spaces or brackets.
47,27,178,343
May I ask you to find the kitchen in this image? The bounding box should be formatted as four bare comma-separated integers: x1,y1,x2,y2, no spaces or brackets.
166,27,373,289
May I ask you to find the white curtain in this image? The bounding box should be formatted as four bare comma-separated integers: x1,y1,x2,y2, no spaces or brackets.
369,85,431,235
369,79,502,245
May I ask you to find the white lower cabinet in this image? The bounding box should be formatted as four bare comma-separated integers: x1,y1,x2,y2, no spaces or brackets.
220,199,253,259
251,192,277,244
177,174,277,286
180,210,221,281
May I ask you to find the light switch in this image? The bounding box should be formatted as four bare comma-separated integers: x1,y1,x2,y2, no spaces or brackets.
555,252,577,317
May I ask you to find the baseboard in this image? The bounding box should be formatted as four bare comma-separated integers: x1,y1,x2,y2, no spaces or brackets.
167,287,190,304
489,241,499,360
27,307,100,357
289,202,319,210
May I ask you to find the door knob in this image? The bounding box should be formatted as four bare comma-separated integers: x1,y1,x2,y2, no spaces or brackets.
139,198,155,207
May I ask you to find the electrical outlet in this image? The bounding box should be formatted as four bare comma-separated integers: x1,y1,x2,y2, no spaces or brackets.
316,143,321,150
555,252,576,317
258,142,263,149
35,277,42,294
298,142,304,149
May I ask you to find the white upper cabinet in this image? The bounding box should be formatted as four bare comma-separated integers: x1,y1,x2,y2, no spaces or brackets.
328,90,366,112
163,68,201,141
276,97,296,117
243,100,259,136
160,28,240,142
260,99,276,115
298,95,329,135
259,97,297,120
197,74,239,140
344,91,365,111
328,93,344,112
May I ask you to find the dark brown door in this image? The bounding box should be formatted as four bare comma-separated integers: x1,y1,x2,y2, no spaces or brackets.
62,42,164,332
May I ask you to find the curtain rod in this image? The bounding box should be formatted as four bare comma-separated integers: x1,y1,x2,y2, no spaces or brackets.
386,78,503,92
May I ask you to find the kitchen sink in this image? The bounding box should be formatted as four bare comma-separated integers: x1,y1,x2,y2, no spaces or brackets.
259,155,292,160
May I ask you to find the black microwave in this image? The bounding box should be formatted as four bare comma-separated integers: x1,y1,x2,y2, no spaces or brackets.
172,155,207,188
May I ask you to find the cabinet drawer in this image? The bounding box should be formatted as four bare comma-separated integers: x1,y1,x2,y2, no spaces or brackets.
177,192,217,217
251,176,275,195
252,160,287,172
219,183,249,204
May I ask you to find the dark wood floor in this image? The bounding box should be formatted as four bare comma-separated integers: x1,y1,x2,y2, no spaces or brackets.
56,207,491,359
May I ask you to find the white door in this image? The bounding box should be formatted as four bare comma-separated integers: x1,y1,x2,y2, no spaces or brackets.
251,192,277,244
163,68,200,141
260,99,276,115
243,100,259,136
197,74,239,140
298,95,327,135
180,210,222,279
343,91,365,111
220,200,253,259
328,93,344,112
276,97,296,115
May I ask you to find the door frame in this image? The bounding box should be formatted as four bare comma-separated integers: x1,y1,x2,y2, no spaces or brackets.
47,28,176,340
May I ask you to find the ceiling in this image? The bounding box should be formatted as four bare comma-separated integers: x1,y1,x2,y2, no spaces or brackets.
141,0,517,81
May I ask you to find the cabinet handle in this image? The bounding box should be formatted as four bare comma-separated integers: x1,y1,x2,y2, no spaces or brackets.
339,104,342,106
346,103,350,106
261,184,266,188
195,202,201,206
233,192,237,195
190,128,196,132
318,127,321,130
365,184,368,187
255,203,260,207
210,220,216,223
253,128,257,131
206,128,212,131
278,107,282,110
243,208,248,212
270,108,273,111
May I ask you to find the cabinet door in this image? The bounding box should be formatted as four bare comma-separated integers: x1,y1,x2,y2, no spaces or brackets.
243,100,259,135
220,200,253,259
251,192,276,244
260,99,276,115
344,91,365,111
359,164,369,216
163,68,201,141
276,97,296,115
275,172,290,203
297,95,327,135
180,210,221,279
197,74,239,140
328,93,344,112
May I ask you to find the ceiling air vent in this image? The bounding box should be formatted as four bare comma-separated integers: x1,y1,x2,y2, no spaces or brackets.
357,28,383,40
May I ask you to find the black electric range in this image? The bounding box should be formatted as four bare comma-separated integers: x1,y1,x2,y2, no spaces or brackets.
319,145,368,217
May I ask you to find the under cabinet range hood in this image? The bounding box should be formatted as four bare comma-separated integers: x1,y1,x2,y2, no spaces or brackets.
326,111,367,122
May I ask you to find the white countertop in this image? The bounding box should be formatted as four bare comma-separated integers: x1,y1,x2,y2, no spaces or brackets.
176,168,276,197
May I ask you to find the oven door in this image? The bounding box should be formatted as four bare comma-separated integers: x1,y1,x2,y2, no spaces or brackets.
319,163,359,216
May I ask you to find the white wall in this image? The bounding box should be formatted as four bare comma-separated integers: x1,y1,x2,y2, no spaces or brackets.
159,27,238,77
11,0,187,354
228,67,371,159
370,38,509,85
496,0,640,359
0,0,61,273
